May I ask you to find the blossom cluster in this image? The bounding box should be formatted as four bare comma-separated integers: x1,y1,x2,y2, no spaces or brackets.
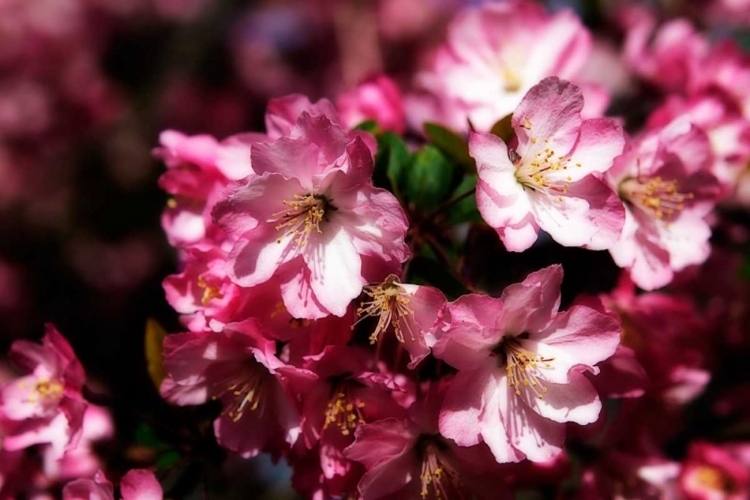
1,0,750,498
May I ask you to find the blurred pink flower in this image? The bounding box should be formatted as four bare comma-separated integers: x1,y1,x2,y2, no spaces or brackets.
0,324,87,459
62,468,162,500
408,1,593,133
337,75,406,134
679,442,750,500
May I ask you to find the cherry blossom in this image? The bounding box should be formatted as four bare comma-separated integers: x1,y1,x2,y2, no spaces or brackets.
0,324,87,459
408,1,593,133
433,265,621,463
213,111,409,319
606,118,721,290
160,325,315,458
354,275,446,368
472,77,625,252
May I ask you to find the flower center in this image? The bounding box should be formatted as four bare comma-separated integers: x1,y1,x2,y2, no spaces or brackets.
197,275,223,305
323,386,366,436
33,377,63,403
495,337,555,400
419,440,462,499
271,193,336,248
501,68,522,93
354,275,414,345
689,465,735,493
514,139,580,202
619,176,693,222
211,364,268,422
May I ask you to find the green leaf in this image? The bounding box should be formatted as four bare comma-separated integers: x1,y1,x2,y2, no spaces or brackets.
145,318,167,390
353,120,379,134
446,174,482,224
405,145,456,212
489,113,514,142
373,132,409,198
423,122,476,173
135,422,163,447
156,450,182,470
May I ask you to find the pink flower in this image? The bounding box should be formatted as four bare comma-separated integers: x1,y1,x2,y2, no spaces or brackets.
160,325,315,458
472,77,625,252
354,275,447,368
687,41,750,122
294,346,408,497
155,130,232,249
408,1,593,133
432,265,621,463
647,94,750,198
62,469,162,500
162,247,244,333
679,442,750,500
579,451,681,500
213,111,409,319
43,405,114,482
604,276,712,406
344,382,510,500
606,118,721,290
337,75,406,134
0,324,87,458
623,14,708,94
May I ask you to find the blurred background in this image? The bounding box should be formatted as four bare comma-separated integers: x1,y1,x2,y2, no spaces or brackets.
1,0,749,498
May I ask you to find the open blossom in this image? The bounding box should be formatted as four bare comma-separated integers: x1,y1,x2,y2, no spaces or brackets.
647,94,750,197
0,324,87,458
160,325,315,458
294,346,408,497
472,77,625,252
63,469,162,500
408,1,593,133
679,442,750,500
432,265,621,463
213,111,409,319
354,275,446,368
344,382,509,500
606,118,721,290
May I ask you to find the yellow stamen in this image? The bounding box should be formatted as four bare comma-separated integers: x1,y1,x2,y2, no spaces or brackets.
420,441,462,499
197,276,223,305
619,175,693,223
499,338,555,400
211,367,268,422
353,275,415,344
323,390,366,436
270,193,335,248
